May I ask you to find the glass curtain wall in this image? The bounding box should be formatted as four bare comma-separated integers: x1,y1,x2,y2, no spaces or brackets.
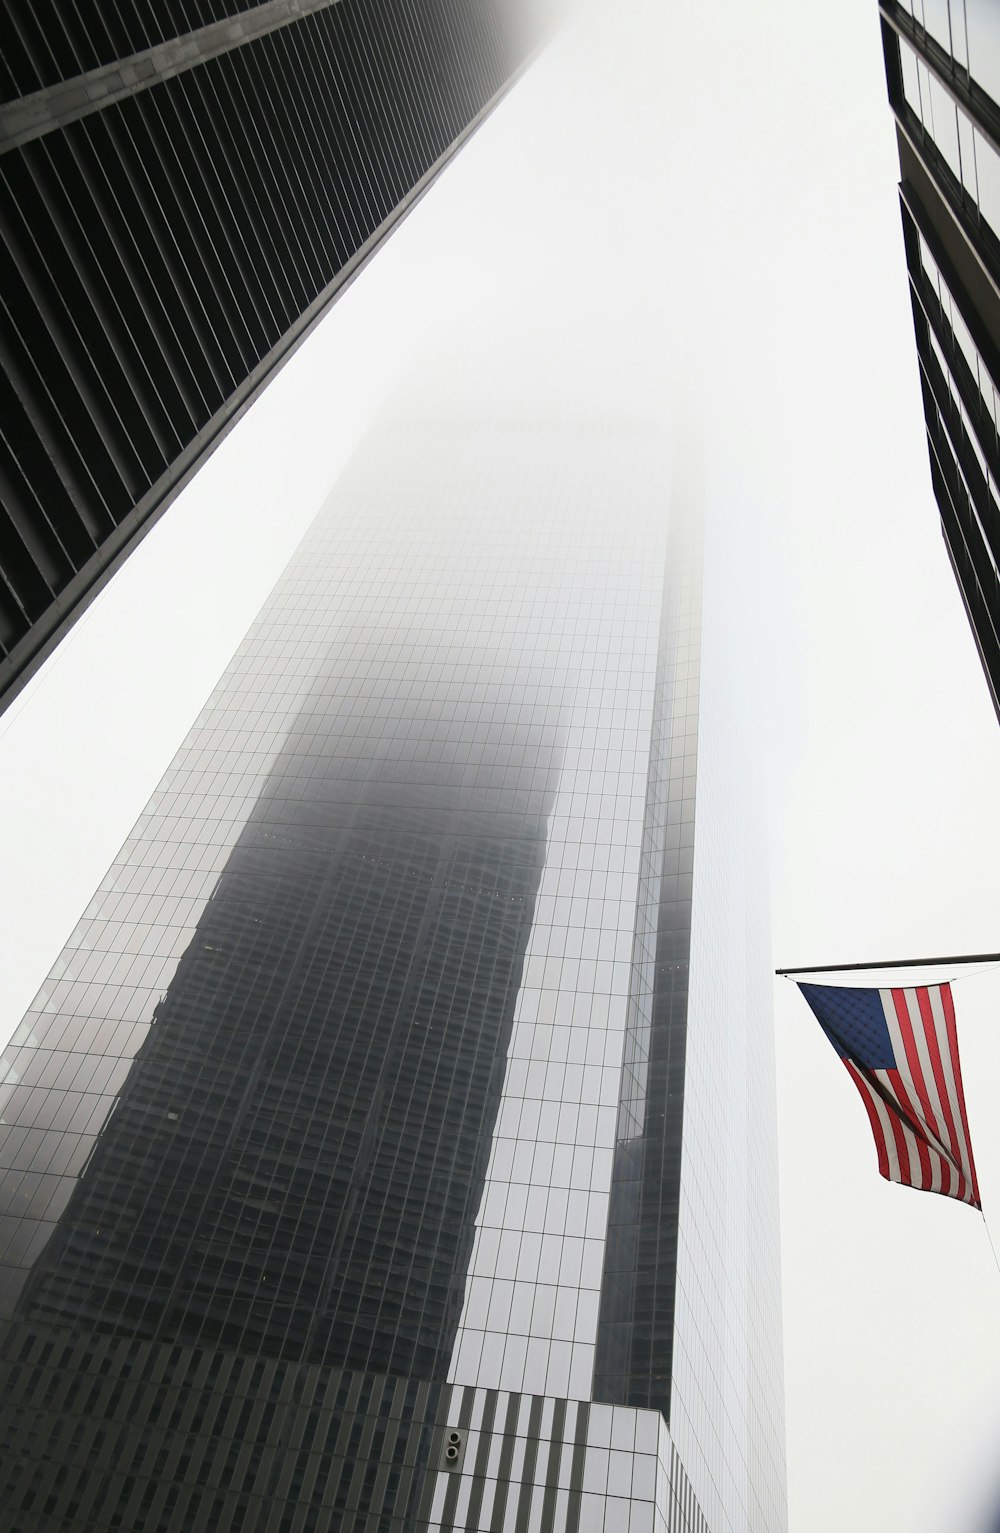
0,419,786,1533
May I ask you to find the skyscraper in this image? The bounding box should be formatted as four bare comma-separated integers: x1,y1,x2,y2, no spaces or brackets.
0,0,537,715
0,415,787,1532
879,3,1000,717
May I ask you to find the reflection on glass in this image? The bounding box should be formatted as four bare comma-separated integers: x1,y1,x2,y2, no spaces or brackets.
0,426,786,1531
11,652,561,1379
593,518,700,1417
964,0,1000,106
898,35,1000,242
917,230,1000,479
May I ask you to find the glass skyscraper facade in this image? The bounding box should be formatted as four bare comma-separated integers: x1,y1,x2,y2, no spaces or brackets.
0,419,786,1532
0,0,537,715
880,1,1000,719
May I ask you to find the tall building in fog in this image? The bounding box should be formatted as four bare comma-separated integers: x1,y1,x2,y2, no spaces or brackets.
0,0,536,715
879,2,1000,717
0,421,786,1532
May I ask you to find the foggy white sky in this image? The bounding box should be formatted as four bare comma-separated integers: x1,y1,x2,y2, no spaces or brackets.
2,2,1000,1530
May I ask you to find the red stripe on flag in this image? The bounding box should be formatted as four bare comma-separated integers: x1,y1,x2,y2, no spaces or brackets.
891,989,952,1195
844,1058,891,1181
912,987,968,1203
885,1068,933,1190
885,1081,916,1187
941,982,981,1207
891,988,944,1143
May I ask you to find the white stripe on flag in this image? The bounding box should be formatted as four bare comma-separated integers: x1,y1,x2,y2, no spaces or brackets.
879,989,944,1194
926,985,975,1191
868,1090,955,1193
896,987,952,1182
853,1069,900,1182
872,1068,927,1188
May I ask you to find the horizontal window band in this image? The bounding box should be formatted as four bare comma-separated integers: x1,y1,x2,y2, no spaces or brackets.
880,1,1000,157
0,0,344,155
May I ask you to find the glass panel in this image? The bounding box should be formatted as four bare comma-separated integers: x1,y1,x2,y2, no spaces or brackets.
966,0,1000,107
974,126,1000,239
900,36,924,118
920,0,952,54
958,108,978,199
928,72,962,180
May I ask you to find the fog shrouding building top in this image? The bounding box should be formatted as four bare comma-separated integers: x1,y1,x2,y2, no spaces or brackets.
0,0,536,715
879,2,1000,717
0,419,786,1532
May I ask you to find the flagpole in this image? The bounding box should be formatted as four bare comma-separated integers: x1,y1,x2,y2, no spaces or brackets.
775,952,1000,978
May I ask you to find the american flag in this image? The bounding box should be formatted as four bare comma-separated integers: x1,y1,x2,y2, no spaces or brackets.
799,981,981,1209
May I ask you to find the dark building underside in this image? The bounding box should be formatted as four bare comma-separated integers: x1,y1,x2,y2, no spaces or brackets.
0,0,534,713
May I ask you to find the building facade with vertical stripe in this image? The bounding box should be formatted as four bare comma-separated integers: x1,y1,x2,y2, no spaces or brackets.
0,0,536,714
0,419,786,1532
879,2,1000,718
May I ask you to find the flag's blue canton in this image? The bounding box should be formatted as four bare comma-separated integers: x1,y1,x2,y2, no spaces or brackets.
799,983,896,1069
